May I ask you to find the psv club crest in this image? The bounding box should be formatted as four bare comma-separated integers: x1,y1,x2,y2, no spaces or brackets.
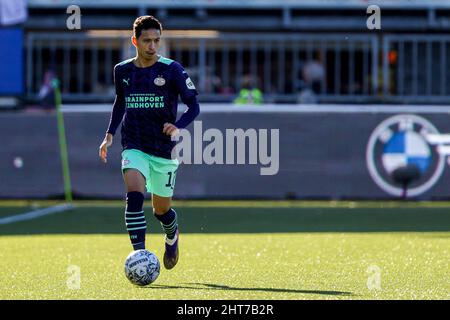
154,75,166,86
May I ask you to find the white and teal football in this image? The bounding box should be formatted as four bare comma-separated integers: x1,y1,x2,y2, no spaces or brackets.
124,249,160,286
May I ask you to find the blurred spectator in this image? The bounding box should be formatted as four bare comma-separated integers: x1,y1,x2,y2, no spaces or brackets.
297,88,318,104
233,74,263,105
302,59,325,94
219,85,235,95
185,66,230,95
36,70,57,110
92,82,108,95
203,73,223,94
297,55,325,104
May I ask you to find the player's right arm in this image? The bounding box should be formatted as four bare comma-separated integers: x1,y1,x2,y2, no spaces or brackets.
99,65,125,163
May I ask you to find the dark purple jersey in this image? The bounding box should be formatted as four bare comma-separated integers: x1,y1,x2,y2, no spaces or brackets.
106,56,199,159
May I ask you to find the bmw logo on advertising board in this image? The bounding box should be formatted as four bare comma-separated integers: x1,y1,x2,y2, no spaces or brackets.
366,114,446,197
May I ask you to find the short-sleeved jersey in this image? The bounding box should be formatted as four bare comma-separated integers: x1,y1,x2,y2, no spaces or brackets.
111,56,198,159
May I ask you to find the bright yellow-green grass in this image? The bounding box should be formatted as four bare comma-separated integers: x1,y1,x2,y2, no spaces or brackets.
0,201,449,300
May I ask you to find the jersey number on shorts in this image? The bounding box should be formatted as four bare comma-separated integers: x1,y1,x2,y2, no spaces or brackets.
165,170,177,190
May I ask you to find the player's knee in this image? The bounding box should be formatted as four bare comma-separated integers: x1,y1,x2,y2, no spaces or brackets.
125,178,145,193
124,169,146,193
127,185,145,193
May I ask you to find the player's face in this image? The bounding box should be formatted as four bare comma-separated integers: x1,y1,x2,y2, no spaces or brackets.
133,29,161,60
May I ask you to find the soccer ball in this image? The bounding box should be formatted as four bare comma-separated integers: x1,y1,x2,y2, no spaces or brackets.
124,249,160,286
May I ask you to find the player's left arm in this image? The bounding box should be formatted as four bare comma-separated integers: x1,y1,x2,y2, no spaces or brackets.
163,63,200,137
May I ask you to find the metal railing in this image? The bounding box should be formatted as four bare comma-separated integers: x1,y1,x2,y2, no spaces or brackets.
25,31,450,104
26,32,379,103
382,34,450,103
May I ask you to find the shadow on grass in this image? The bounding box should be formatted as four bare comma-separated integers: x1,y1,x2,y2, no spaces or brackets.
147,282,354,297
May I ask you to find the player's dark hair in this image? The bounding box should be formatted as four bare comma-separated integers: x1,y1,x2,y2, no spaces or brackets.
133,15,162,39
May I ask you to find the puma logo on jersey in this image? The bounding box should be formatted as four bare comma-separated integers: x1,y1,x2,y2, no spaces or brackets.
123,78,130,86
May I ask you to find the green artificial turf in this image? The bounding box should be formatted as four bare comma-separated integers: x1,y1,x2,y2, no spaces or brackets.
0,202,448,300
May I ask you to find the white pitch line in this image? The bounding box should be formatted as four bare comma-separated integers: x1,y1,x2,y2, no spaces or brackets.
0,204,73,225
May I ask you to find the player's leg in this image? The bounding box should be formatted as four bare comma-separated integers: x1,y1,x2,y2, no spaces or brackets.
148,155,180,269
152,194,179,270
121,149,150,251
152,194,177,237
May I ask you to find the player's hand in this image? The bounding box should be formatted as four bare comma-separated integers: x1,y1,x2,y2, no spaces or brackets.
99,133,113,163
163,123,179,137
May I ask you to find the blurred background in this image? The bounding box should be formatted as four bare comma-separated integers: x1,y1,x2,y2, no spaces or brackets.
2,0,450,201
